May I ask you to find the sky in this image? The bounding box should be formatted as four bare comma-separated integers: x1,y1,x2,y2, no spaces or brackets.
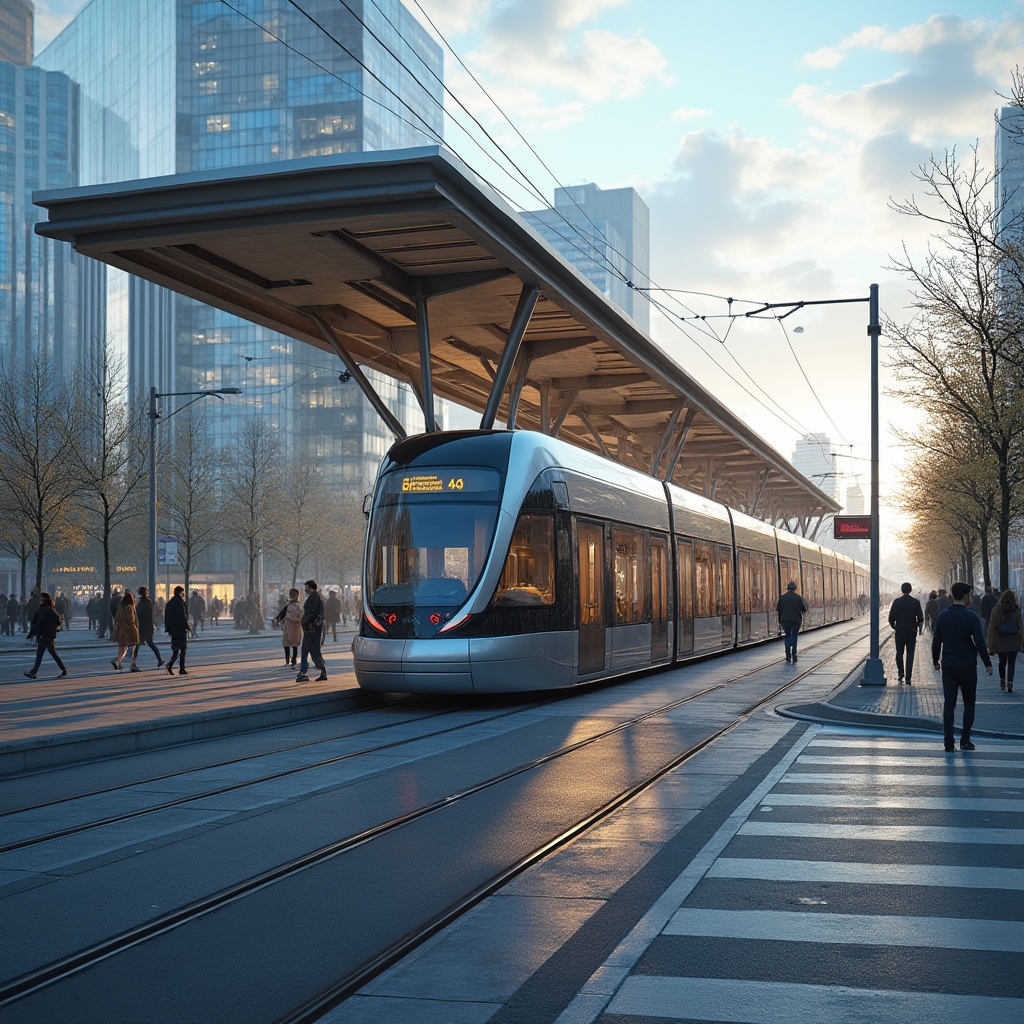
34,0,1024,572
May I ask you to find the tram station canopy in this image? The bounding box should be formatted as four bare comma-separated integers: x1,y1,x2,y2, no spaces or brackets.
35,146,839,526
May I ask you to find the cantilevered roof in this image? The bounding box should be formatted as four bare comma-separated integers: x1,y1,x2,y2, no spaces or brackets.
35,145,839,524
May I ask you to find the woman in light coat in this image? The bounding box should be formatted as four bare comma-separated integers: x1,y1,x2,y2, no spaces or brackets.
272,588,303,668
986,589,1024,693
111,590,140,671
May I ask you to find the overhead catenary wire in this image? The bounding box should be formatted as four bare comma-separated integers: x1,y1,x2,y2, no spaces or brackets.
220,0,848,469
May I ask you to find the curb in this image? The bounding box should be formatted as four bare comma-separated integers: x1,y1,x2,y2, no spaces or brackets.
0,687,367,776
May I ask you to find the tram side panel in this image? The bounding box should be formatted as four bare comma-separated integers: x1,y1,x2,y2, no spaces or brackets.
728,509,780,644
666,485,735,656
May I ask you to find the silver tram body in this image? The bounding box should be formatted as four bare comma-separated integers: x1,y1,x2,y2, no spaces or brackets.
354,430,872,694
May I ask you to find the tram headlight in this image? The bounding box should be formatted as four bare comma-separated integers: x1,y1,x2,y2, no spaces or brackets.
438,612,472,634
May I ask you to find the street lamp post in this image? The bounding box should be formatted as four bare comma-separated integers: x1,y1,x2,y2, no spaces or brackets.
745,284,886,686
148,386,241,598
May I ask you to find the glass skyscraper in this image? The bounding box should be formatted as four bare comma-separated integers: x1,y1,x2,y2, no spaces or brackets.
36,0,444,580
0,59,103,377
523,182,651,334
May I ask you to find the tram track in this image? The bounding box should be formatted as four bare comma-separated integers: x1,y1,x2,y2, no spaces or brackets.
0,622,863,855
0,625,868,1020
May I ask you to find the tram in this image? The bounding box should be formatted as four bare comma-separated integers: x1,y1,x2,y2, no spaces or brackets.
354,430,878,693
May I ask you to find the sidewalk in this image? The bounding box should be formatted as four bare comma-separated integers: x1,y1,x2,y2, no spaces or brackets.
781,633,1024,740
0,626,363,776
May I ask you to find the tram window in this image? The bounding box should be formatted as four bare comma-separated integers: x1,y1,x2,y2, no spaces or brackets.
717,545,734,615
750,555,765,612
766,555,779,609
495,514,555,606
613,527,645,624
694,542,714,618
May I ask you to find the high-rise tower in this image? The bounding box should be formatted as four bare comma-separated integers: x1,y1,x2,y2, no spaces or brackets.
0,0,33,67
36,2,444,583
523,183,651,333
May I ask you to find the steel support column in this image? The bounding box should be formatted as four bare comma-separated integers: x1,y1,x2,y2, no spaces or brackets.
414,282,437,433
307,310,407,441
481,283,541,429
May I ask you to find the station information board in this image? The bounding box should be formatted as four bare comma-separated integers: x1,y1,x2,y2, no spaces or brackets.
833,515,873,539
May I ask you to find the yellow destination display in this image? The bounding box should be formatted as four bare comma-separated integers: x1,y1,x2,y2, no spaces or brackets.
386,467,501,501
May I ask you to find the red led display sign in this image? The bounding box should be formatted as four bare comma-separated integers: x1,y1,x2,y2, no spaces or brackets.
834,515,873,539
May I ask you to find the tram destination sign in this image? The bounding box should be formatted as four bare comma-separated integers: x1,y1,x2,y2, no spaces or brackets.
386,467,501,501
833,515,873,539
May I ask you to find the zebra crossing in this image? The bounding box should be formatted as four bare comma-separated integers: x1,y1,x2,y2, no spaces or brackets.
579,727,1024,1023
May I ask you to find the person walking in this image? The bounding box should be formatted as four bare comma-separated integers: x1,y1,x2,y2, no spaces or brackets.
924,590,939,633
986,589,1024,693
979,586,999,629
164,585,194,675
23,593,67,679
111,590,140,671
130,586,164,671
7,594,20,636
189,590,206,632
295,579,327,683
272,588,303,668
932,581,993,752
776,580,807,663
24,590,40,634
325,589,342,641
888,582,924,684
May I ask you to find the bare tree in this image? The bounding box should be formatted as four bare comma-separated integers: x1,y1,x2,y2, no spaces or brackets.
0,512,35,600
0,358,83,594
888,145,1024,588
317,490,366,593
162,409,223,598
71,349,149,635
272,457,330,589
221,416,285,600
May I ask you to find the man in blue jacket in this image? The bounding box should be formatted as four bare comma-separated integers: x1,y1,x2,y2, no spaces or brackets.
931,581,992,752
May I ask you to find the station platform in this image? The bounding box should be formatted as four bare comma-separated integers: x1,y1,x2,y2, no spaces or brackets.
1,625,1021,776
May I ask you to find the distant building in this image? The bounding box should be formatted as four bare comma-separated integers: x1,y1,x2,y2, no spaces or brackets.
0,60,103,377
995,105,1024,238
0,0,33,67
523,182,650,333
791,433,837,501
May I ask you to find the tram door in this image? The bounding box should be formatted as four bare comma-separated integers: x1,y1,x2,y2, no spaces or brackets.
651,535,669,660
577,520,606,674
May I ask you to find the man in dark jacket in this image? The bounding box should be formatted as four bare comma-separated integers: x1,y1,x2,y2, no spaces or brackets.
888,582,924,684
776,581,808,663
296,579,327,683
131,586,164,671
24,593,67,679
164,586,193,675
931,581,993,752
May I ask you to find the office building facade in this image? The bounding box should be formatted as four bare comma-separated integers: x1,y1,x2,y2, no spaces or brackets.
0,59,103,377
523,182,650,333
36,0,444,584
0,0,32,67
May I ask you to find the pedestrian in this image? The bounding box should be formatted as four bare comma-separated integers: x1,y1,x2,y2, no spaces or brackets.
7,593,20,636
980,586,999,628
924,590,939,633
325,589,342,641
776,580,807,663
23,592,68,679
341,591,352,626
24,590,40,633
54,592,70,630
272,588,303,667
211,595,222,627
935,588,950,612
131,585,164,671
111,590,140,671
986,588,1023,693
888,582,924,684
295,579,327,683
931,581,993,752
189,590,206,631
164,585,194,675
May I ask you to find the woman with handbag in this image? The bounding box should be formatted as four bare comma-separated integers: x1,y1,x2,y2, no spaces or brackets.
111,590,140,671
986,589,1024,692
272,588,303,668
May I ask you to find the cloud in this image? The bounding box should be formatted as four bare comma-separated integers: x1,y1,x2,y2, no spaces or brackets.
462,0,672,105
33,1,86,53
792,14,1024,142
670,106,714,123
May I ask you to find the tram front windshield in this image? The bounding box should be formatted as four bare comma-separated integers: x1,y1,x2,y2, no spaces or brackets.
368,467,502,633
